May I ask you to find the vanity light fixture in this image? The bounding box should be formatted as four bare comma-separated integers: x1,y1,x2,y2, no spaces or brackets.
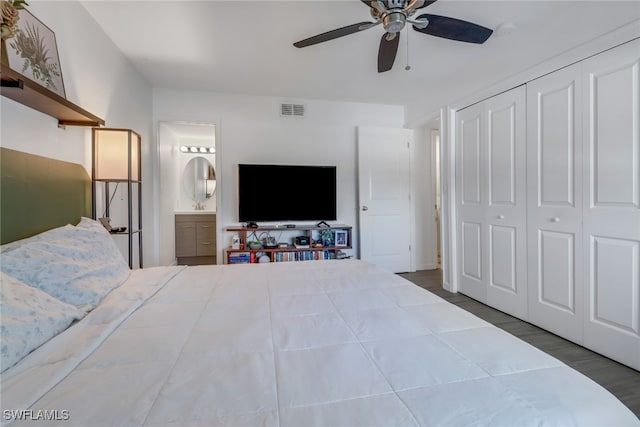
179,145,216,154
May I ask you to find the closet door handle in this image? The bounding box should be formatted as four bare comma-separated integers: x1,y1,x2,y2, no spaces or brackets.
550,217,560,223
362,206,369,211
497,215,505,219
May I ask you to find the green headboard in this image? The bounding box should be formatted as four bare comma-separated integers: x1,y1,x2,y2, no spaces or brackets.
0,148,92,244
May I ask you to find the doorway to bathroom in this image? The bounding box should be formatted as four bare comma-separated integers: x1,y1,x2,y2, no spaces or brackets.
158,122,218,266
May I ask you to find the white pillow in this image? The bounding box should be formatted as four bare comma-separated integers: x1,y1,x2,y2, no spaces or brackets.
0,218,131,311
1,272,85,373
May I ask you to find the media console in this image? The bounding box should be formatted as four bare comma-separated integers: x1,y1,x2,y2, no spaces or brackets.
225,224,352,264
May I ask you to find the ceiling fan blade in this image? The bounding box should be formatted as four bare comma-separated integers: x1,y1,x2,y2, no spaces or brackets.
413,14,493,44
293,22,375,48
414,0,437,10
378,32,400,73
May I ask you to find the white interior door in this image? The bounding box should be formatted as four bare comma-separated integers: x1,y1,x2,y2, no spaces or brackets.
582,40,640,371
527,63,584,342
357,126,412,273
485,87,528,319
456,103,487,303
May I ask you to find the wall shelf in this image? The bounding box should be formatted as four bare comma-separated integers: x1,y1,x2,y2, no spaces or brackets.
1,63,105,127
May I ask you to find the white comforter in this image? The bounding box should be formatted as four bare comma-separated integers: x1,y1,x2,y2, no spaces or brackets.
2,260,638,426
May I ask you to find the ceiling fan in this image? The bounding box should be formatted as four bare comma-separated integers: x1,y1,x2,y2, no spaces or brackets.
293,0,493,73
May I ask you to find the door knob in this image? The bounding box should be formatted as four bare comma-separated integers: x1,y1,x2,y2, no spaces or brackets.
497,215,505,219
551,217,560,223
362,206,369,211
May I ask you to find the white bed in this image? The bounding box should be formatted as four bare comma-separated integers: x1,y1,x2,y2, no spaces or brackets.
1,219,638,426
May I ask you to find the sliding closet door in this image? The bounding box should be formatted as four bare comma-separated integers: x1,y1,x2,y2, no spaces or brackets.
456,103,486,303
582,40,640,371
527,64,584,342
485,87,528,319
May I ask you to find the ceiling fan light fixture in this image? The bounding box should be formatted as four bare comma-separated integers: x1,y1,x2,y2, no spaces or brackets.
383,11,406,33
386,0,408,8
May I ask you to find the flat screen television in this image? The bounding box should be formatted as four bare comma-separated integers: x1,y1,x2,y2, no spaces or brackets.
238,164,337,223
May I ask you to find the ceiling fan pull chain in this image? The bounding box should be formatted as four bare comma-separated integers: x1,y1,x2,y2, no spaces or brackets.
405,26,411,71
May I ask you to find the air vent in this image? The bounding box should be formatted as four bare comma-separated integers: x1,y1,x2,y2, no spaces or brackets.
281,103,305,117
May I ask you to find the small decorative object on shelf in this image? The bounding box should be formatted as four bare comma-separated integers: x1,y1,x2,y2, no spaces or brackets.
1,0,27,41
334,229,348,247
320,228,334,246
231,234,241,250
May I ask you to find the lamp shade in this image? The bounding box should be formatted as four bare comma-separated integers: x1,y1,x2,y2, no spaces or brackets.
93,129,140,181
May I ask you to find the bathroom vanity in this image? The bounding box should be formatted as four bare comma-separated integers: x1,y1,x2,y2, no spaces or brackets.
175,212,216,265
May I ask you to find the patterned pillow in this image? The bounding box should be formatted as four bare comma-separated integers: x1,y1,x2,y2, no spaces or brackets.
0,272,85,373
0,224,75,254
0,218,131,311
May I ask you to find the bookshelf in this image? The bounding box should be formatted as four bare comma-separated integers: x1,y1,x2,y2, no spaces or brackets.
226,224,352,264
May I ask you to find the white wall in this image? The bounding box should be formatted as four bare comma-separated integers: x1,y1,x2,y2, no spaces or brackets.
153,89,405,265
157,122,180,266
0,1,152,265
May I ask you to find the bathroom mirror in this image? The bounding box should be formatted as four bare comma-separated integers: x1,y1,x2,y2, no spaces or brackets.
182,157,216,203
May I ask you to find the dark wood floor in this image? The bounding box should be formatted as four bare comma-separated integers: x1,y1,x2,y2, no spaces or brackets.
399,269,640,419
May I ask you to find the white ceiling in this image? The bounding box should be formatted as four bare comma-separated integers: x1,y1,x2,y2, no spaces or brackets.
82,1,640,117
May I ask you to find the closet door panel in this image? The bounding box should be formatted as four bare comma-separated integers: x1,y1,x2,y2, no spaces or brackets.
527,64,584,342
538,230,576,313
538,85,576,206
590,237,639,333
486,87,528,319
490,224,517,293
590,57,639,207
461,114,482,205
462,221,483,281
583,39,640,370
489,106,516,206
456,104,487,302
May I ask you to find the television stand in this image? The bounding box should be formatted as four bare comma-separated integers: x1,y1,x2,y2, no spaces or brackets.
225,224,352,264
